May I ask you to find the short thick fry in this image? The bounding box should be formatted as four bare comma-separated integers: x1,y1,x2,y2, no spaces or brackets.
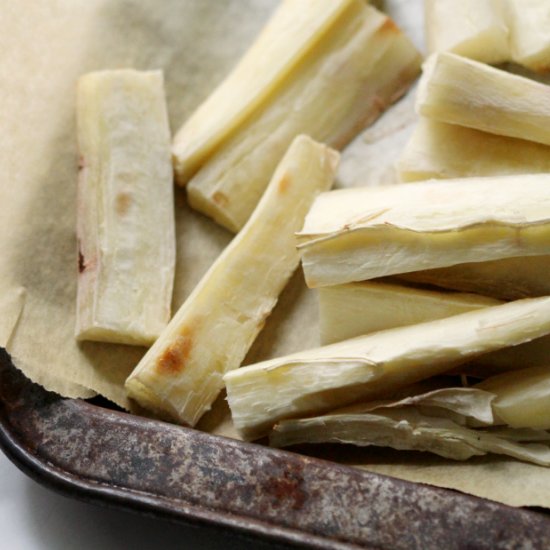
298,175,550,288
182,2,421,232
417,52,550,147
76,70,175,345
225,297,550,439
398,119,550,182
424,0,509,63
126,136,338,426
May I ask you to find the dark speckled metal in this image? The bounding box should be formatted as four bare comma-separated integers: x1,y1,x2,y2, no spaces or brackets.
1,348,550,549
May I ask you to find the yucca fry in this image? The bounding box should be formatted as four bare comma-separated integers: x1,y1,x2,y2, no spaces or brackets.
399,255,550,301
224,297,550,439
76,70,175,346
171,0,354,184
298,175,550,288
125,136,338,426
319,280,550,377
185,3,421,232
478,366,550,430
424,0,508,63
268,408,550,467
319,281,498,345
398,119,550,182
416,52,550,147
507,0,550,73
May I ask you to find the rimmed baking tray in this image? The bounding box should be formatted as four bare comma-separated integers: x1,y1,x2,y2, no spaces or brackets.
1,348,550,549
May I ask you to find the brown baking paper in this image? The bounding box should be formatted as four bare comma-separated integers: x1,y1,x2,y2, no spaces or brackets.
3,0,550,508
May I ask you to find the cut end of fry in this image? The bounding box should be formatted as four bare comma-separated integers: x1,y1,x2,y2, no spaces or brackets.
506,0,550,73
416,52,550,147
424,0,509,64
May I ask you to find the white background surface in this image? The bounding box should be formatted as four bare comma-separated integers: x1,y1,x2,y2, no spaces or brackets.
0,450,285,549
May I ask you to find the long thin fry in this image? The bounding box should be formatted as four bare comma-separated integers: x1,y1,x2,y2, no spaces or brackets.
225,297,550,439
319,280,550,376
181,2,421,231
172,0,355,183
319,281,498,345
126,136,338,426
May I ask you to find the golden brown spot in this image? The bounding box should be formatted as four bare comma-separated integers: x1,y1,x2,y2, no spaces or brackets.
380,18,399,34
277,173,291,194
115,192,132,216
372,96,386,111
77,240,97,273
156,326,193,375
78,155,86,171
212,191,229,207
78,251,85,273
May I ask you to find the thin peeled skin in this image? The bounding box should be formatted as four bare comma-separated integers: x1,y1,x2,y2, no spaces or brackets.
269,408,550,467
335,386,497,427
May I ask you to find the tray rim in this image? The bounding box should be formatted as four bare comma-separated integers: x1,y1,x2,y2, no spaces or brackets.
0,418,322,550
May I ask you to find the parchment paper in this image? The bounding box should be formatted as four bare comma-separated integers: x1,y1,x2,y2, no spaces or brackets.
2,0,550,508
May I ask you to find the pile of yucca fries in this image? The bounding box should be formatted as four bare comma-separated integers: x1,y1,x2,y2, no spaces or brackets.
75,0,550,466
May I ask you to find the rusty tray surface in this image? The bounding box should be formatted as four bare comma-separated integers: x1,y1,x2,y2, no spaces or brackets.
1,348,550,549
